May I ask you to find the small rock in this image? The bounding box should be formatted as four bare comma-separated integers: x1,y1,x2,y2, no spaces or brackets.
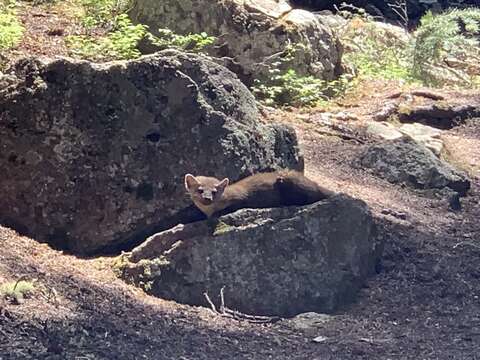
380,209,407,220
333,111,359,122
287,312,333,331
312,336,328,343
366,122,403,140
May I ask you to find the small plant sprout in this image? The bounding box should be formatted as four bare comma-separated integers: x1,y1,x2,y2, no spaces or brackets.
0,279,35,304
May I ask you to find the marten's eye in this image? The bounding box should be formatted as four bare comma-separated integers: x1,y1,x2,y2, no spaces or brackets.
197,189,204,194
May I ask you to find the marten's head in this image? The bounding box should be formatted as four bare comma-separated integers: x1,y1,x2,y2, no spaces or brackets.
184,174,229,216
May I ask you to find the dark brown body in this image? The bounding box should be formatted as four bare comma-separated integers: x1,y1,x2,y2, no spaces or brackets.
185,170,335,218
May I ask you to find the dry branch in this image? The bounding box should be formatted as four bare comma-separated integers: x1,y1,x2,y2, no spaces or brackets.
204,289,281,324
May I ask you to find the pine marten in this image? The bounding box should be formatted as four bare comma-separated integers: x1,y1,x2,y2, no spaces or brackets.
184,170,335,218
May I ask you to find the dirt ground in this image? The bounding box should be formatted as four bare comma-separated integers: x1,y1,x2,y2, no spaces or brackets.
1,2,480,359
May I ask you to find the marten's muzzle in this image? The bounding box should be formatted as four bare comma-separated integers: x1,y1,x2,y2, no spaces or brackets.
201,192,214,205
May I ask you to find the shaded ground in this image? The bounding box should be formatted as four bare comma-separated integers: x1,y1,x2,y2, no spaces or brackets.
1,2,480,359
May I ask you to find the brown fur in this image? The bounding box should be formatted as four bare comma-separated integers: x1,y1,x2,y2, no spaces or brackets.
184,170,335,218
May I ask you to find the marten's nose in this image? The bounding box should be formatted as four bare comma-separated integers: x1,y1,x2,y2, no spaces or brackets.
202,192,213,201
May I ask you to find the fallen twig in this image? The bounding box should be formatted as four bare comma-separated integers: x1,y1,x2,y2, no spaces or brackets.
203,289,281,324
219,286,226,313
203,291,217,314
453,241,480,250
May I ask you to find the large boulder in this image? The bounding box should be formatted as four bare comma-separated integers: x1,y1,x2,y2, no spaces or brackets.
357,136,470,196
118,195,381,317
129,0,343,86
0,50,302,254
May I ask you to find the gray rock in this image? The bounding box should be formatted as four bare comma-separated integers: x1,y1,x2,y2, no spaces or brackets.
365,122,403,141
357,136,470,195
118,195,381,317
398,123,443,156
0,51,302,254
365,122,444,156
286,312,333,331
129,0,342,86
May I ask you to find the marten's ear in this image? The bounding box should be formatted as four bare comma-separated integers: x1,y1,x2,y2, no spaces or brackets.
185,174,199,191
215,178,229,192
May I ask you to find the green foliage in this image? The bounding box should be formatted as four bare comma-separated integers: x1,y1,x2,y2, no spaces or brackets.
412,9,480,87
253,69,345,107
336,7,480,90
0,0,24,51
255,8,480,107
67,0,213,62
252,44,353,107
80,0,131,29
149,29,215,52
339,16,413,82
0,280,35,303
67,0,144,61
67,13,148,61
